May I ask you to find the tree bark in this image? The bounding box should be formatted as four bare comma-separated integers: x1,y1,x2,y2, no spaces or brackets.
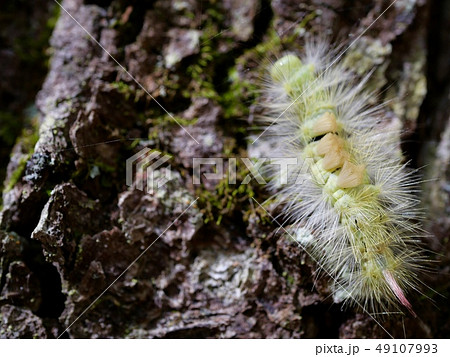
0,0,449,338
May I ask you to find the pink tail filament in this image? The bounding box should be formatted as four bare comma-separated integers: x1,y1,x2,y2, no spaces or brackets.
383,270,417,318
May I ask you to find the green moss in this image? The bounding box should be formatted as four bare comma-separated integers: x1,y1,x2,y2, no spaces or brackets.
21,118,40,154
191,16,325,225
71,157,117,186
217,12,317,121
183,41,219,100
4,155,28,192
2,117,39,193
111,81,136,102
147,114,198,144
177,2,229,101
196,159,258,225
286,274,296,286
219,67,258,119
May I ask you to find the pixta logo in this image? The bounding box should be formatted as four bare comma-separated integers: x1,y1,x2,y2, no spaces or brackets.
126,148,172,194
126,148,318,194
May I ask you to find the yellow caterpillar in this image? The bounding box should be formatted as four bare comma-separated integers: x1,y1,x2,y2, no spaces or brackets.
259,43,427,316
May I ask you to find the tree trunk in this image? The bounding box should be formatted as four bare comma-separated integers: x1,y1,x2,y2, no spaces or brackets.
0,0,448,338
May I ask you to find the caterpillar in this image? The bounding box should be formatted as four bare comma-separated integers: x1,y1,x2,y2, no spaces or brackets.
256,41,428,317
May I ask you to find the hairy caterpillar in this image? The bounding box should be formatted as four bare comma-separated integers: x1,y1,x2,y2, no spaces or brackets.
256,41,428,317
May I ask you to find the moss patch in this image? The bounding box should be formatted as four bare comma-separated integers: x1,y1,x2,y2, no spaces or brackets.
3,117,40,193
4,156,28,193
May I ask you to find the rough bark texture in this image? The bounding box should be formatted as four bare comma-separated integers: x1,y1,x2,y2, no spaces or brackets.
0,0,449,338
